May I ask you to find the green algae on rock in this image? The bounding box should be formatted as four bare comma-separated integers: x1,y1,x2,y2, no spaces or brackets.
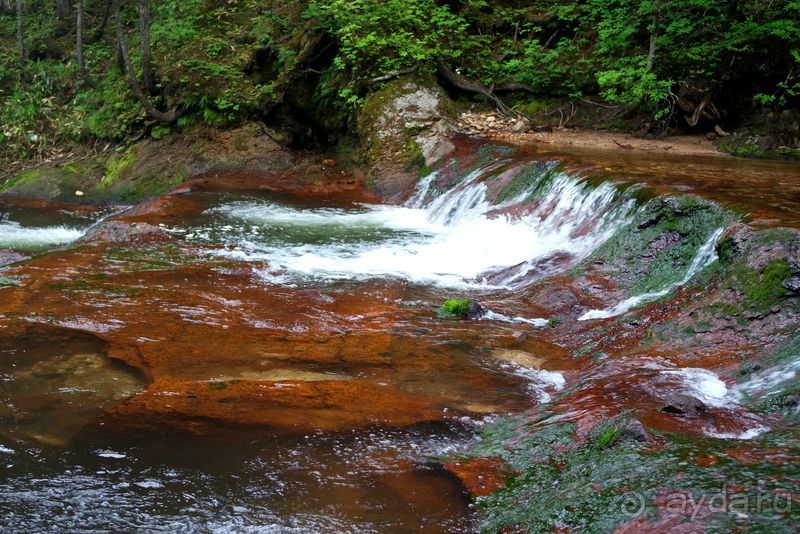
586,195,738,294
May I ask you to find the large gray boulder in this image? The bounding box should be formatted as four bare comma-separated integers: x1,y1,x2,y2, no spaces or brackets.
357,76,457,201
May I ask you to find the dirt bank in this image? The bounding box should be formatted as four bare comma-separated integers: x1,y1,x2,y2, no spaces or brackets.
457,110,725,157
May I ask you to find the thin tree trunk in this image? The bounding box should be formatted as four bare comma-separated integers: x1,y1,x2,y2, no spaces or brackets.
76,0,90,82
113,0,179,123
16,0,24,63
138,0,153,93
646,0,661,72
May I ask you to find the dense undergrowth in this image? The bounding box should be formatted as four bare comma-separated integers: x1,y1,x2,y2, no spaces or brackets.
1,0,799,172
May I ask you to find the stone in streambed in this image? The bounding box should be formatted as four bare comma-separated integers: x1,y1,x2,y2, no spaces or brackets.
661,394,707,417
79,220,171,244
511,330,528,343
511,119,531,134
619,419,650,442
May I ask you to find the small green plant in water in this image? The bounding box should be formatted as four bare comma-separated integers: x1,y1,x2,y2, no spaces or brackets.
594,426,621,450
437,298,473,319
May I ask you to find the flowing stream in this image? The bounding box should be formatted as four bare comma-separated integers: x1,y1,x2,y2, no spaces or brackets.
174,164,637,290
0,148,798,531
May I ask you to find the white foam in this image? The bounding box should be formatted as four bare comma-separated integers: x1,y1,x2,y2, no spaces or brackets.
705,425,771,440
661,367,729,408
502,363,565,402
204,168,634,289
97,450,126,459
482,310,549,327
0,220,85,250
580,228,724,320
731,359,800,402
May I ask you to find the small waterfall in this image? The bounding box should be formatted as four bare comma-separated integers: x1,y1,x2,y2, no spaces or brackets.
404,171,438,209
579,227,725,320
200,159,639,289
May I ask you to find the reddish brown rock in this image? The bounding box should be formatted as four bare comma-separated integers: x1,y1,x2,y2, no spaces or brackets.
445,457,511,497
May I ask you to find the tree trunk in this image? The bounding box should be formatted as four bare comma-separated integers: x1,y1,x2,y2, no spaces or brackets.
646,0,661,72
16,0,24,63
436,62,521,118
113,0,180,123
76,0,90,82
138,0,153,94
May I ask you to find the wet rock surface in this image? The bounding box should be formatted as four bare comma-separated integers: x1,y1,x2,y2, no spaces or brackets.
0,248,26,266
0,122,298,203
80,220,172,244
661,394,708,417
1,145,800,531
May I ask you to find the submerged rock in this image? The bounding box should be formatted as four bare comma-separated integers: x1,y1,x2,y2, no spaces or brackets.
491,349,544,369
661,394,708,417
619,419,650,442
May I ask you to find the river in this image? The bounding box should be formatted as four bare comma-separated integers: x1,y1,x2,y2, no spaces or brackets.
0,144,798,531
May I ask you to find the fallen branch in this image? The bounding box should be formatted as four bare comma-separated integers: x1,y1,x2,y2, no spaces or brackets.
370,64,419,84
436,62,522,118
613,139,635,149
579,97,620,110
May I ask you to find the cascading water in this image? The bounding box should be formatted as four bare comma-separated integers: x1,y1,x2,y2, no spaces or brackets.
0,218,86,251
185,162,639,290
579,227,725,321
4,148,799,532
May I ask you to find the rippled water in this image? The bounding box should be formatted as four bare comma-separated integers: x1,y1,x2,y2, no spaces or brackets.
0,203,98,252
1,147,798,531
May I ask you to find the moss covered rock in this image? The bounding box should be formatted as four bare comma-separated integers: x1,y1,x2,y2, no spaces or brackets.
357,75,457,201
714,109,800,160
587,195,738,294
437,298,486,319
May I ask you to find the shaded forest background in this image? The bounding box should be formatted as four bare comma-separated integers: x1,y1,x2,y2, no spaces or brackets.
1,0,798,168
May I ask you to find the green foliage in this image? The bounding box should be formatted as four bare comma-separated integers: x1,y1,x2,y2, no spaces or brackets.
595,425,622,450
1,0,798,170
437,298,474,319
